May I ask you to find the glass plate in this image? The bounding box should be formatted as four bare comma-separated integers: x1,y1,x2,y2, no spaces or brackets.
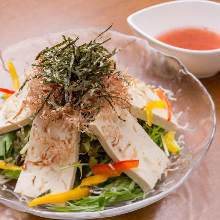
0,29,216,219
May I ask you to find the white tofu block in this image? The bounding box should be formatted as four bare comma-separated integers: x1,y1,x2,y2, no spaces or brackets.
89,106,169,192
14,116,80,198
128,81,178,131
0,83,32,134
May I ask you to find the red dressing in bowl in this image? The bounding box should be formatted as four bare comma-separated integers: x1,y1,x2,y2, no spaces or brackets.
157,28,220,50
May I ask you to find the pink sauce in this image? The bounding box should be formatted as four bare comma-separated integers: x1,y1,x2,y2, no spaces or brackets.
157,27,220,50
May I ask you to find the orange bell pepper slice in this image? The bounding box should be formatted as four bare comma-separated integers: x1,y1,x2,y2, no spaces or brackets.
156,88,172,121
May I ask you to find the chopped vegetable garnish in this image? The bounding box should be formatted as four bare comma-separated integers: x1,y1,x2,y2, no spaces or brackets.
28,174,109,206
92,160,139,177
0,161,22,171
8,61,20,91
144,101,166,126
0,88,15,95
156,88,172,121
162,131,180,154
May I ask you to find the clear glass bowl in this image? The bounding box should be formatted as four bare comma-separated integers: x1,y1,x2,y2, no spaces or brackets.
0,29,216,219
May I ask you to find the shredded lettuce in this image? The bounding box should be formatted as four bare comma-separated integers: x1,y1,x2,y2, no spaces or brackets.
48,176,143,212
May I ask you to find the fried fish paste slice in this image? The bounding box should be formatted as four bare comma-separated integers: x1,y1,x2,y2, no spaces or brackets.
14,116,80,198
0,83,32,135
89,105,169,192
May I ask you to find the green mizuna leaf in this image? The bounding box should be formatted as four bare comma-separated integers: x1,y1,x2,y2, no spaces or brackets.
138,119,166,151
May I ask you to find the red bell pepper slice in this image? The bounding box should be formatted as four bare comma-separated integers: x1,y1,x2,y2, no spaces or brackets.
92,160,139,177
156,88,172,121
0,88,15,95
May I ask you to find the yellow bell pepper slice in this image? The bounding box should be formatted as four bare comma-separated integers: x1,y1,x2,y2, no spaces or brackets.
8,61,20,91
162,131,180,154
144,101,166,126
3,61,20,100
0,161,22,171
28,174,109,207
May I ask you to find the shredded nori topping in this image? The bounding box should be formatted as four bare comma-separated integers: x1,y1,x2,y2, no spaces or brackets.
33,26,119,110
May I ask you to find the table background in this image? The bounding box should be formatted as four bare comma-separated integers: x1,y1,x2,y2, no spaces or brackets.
0,0,220,219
